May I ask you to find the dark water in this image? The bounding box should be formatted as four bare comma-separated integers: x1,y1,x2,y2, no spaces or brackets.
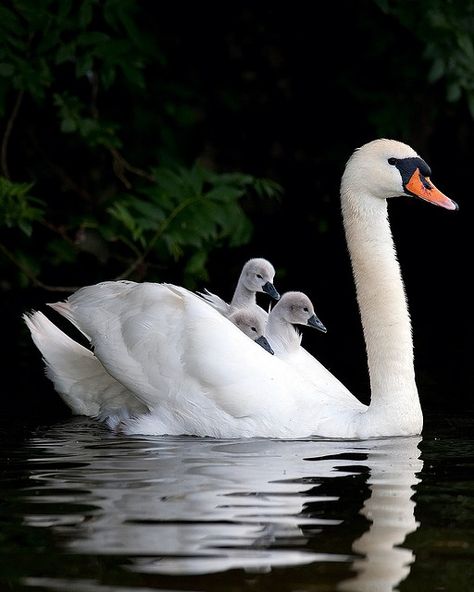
0,415,473,592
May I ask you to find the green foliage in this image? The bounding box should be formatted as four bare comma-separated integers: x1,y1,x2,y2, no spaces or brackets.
0,0,281,290
54,93,121,147
0,177,44,236
0,0,152,109
105,166,279,283
376,0,474,117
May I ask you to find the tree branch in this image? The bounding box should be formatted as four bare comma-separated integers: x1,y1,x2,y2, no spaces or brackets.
109,146,156,188
115,195,202,279
1,89,25,179
0,241,79,293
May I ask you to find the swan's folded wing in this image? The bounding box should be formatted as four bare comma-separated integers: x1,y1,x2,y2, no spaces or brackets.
60,282,316,423
288,347,366,410
60,282,188,410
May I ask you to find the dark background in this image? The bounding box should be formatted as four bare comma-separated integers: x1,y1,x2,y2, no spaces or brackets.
1,1,472,420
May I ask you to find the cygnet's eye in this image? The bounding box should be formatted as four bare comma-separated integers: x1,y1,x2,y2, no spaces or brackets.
251,326,257,332
388,157,397,166
256,274,263,280
303,307,309,312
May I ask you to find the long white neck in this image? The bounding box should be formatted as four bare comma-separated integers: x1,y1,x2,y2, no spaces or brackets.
230,276,255,309
341,188,422,429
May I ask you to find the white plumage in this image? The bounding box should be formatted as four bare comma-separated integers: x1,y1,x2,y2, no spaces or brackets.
24,139,457,438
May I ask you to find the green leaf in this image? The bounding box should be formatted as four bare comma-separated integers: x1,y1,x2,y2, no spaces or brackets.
60,117,77,132
0,177,44,235
47,238,77,265
428,58,445,83
447,82,462,102
119,62,145,88
77,31,111,46
206,186,245,202
56,43,76,65
131,199,165,222
57,0,74,20
0,63,14,77
108,201,145,244
79,0,95,28
254,178,283,199
457,34,474,61
184,250,209,281
0,6,21,33
75,53,93,77
101,64,116,88
104,0,120,30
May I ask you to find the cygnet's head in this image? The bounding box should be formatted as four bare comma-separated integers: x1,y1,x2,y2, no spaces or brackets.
341,138,457,211
272,291,327,333
228,309,274,354
241,258,280,300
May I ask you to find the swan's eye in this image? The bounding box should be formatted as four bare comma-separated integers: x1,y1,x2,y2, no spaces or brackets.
256,274,263,280
388,157,397,165
251,326,257,332
303,307,309,312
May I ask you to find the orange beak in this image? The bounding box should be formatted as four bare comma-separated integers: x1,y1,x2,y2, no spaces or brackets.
405,168,458,211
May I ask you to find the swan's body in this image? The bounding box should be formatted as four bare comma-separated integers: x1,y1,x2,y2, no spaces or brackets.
197,258,279,323
25,139,457,438
263,291,357,405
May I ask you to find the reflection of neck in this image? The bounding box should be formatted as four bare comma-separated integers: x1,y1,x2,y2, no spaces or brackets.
338,437,423,592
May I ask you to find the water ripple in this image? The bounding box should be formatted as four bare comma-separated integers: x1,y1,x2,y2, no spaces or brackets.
0,418,426,591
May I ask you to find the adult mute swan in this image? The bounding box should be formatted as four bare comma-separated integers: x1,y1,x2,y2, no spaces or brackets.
24,139,457,438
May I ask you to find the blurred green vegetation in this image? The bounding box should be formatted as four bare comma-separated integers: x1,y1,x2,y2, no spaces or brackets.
0,0,281,291
377,0,474,115
1,0,474,293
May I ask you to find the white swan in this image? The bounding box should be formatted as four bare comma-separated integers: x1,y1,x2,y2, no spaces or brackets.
197,257,280,320
266,291,327,357
24,139,457,438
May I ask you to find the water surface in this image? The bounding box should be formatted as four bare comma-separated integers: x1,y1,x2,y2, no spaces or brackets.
0,415,473,591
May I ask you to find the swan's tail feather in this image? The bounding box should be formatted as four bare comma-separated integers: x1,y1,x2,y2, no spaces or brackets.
23,311,148,422
47,301,91,340
23,311,100,415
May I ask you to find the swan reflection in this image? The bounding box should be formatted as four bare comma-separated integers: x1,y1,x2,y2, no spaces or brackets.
337,436,422,591
22,421,422,591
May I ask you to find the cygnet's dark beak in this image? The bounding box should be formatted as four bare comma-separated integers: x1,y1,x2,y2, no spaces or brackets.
262,282,280,301
254,335,274,355
307,314,327,333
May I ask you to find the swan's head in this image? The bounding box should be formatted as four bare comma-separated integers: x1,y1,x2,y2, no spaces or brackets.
272,292,327,333
228,309,274,354
341,138,457,211
241,258,280,300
